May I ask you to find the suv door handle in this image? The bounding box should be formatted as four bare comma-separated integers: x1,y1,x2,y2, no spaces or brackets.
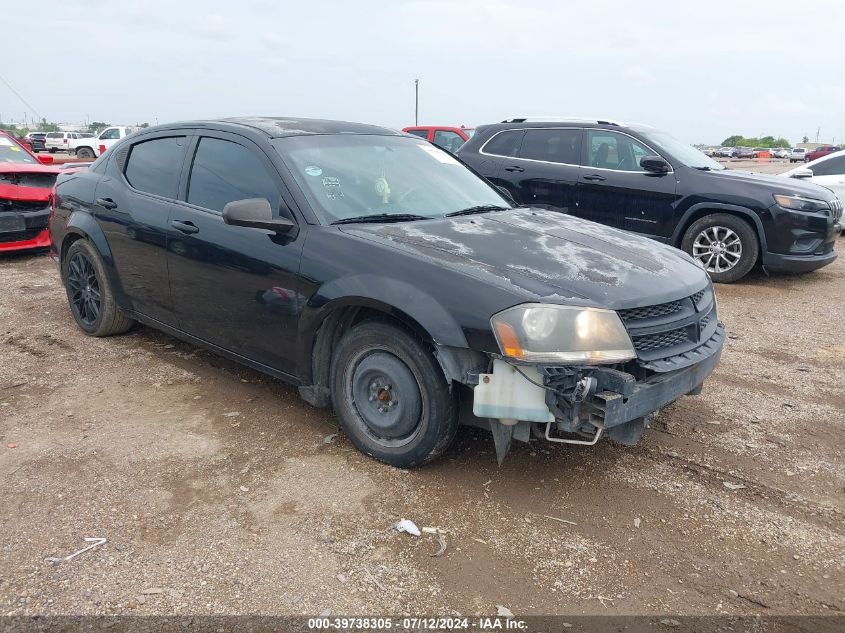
583,174,606,182
170,220,199,234
95,197,117,209
504,165,525,172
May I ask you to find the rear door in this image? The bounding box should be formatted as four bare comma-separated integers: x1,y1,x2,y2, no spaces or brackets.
471,128,525,193
498,128,582,212
92,132,189,325
574,129,677,235
166,132,306,374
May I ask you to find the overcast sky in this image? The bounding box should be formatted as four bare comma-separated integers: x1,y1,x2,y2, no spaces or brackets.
4,0,842,144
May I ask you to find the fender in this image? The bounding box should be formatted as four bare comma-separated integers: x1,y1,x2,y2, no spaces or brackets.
671,202,769,252
62,210,131,308
295,274,471,383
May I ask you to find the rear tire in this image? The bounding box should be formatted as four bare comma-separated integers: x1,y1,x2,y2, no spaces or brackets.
63,240,135,336
76,147,95,159
330,321,458,468
681,213,759,283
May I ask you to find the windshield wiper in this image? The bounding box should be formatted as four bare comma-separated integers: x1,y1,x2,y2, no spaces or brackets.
444,204,510,218
331,213,430,225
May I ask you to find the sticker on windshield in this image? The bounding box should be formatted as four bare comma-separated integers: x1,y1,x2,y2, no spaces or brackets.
419,144,460,165
304,165,322,177
322,176,344,200
0,137,12,147
9,146,20,152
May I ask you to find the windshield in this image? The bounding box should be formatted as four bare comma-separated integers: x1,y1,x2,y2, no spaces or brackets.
273,134,510,224
638,129,725,170
0,135,37,164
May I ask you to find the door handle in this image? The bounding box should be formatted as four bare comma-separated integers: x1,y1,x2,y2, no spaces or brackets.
170,220,199,234
504,165,525,172
95,197,117,209
583,174,606,182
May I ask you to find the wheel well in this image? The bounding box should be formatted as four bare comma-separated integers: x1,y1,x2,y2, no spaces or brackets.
299,304,437,408
675,209,762,260
60,233,84,275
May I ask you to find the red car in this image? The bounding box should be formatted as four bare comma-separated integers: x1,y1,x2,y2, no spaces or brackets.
0,131,59,252
402,125,475,153
805,145,842,163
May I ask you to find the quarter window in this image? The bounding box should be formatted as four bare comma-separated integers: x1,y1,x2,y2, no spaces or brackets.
586,130,654,172
482,130,524,157
518,129,581,165
124,136,187,198
187,137,281,213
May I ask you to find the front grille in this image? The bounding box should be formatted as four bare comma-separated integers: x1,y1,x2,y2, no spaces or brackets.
618,300,683,321
632,328,689,352
0,199,49,213
831,199,843,222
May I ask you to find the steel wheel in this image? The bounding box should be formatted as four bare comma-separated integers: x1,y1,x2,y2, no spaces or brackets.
67,252,101,327
692,226,743,274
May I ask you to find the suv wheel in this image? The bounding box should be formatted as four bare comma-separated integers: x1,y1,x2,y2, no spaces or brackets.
76,147,95,159
682,214,759,283
63,240,135,336
331,321,458,468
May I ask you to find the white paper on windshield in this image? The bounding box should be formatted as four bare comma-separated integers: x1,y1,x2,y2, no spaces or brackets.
419,144,461,165
0,137,13,147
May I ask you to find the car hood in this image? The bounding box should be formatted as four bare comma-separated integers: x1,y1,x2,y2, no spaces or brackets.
340,209,708,308
707,167,837,200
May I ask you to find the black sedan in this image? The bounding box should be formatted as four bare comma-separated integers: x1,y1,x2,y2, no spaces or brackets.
50,118,723,467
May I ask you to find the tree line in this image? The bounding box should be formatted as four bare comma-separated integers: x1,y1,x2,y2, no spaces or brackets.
720,135,792,148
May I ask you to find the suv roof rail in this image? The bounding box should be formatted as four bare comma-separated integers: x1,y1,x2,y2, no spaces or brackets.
502,117,624,126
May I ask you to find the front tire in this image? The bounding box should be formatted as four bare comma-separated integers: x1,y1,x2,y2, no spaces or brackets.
63,240,135,336
682,213,759,283
330,321,458,468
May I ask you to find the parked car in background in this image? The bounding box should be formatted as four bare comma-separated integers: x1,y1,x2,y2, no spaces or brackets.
806,145,842,163
401,125,474,153
69,126,136,159
734,147,757,159
717,147,737,158
457,118,841,282
0,130,58,252
781,149,845,212
44,131,89,153
50,117,724,466
790,148,808,163
770,147,790,159
26,132,47,152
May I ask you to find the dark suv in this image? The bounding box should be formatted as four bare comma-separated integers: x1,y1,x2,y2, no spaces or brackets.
50,117,723,467
457,119,842,282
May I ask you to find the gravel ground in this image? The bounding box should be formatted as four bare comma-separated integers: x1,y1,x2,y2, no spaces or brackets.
1,237,843,618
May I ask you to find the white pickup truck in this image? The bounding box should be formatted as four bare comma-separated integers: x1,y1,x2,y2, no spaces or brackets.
69,126,137,159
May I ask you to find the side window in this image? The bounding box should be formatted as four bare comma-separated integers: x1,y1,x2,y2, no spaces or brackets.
187,137,281,214
432,130,465,153
482,130,524,157
100,128,121,140
518,129,580,165
587,130,653,172
810,156,845,177
405,129,429,139
124,136,187,198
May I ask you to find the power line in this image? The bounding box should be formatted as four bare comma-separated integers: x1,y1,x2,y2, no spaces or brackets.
0,72,42,122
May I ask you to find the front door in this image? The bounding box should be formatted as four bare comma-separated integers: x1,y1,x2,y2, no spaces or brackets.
166,133,306,375
574,129,677,235
93,133,189,325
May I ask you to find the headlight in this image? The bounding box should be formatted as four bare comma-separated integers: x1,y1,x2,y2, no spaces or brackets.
773,194,830,213
491,304,636,364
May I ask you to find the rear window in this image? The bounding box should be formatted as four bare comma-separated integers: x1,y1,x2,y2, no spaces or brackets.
124,136,187,198
47,132,62,138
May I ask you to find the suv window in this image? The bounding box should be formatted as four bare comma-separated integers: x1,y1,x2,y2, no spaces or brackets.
482,130,524,157
811,155,845,177
100,128,121,140
187,137,281,213
405,129,429,139
586,130,653,172
433,130,465,153
518,129,580,165
124,136,187,198
46,132,62,139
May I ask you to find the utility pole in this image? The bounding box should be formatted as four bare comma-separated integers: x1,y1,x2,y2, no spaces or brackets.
414,78,419,126
816,127,820,143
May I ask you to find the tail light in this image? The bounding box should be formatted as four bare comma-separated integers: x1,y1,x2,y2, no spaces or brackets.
63,138,67,143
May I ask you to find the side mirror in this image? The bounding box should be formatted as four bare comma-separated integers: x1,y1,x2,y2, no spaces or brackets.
640,155,671,173
791,168,813,179
38,154,54,165
222,198,296,233
496,185,516,205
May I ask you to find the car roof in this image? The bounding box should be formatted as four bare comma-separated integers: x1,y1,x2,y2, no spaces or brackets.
149,117,401,139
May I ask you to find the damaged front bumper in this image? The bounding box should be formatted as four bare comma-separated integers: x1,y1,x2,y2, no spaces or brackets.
471,323,725,461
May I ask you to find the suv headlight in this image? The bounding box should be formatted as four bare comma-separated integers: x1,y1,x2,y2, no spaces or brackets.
491,304,636,364
773,194,830,213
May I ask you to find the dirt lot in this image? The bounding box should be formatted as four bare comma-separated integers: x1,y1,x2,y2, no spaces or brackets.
1,237,843,618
